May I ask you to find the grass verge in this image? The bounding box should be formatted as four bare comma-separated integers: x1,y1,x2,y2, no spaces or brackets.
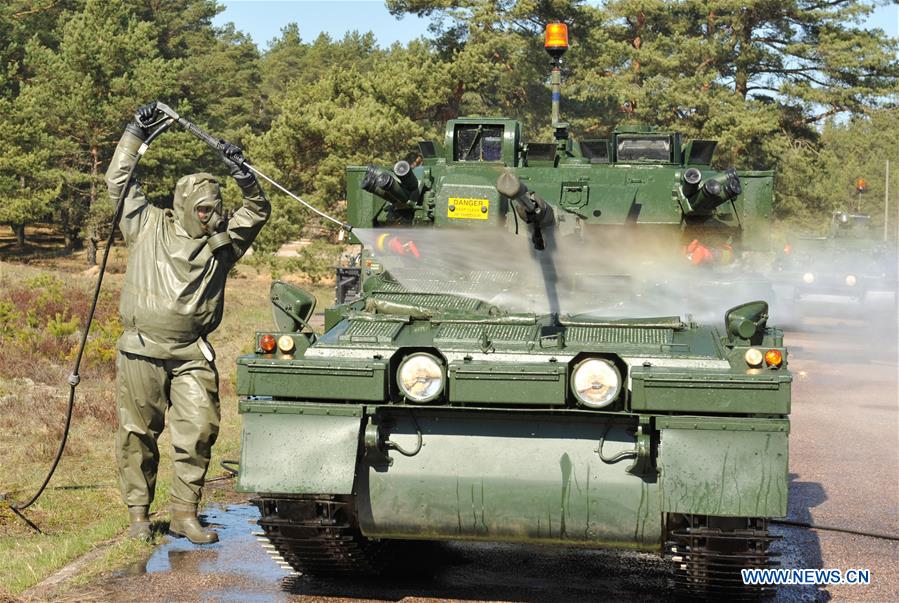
0,255,334,598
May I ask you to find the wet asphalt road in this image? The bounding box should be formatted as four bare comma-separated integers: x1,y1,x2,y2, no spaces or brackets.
771,299,898,602
97,299,897,603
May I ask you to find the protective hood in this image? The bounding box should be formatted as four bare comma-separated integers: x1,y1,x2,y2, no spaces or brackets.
173,172,224,238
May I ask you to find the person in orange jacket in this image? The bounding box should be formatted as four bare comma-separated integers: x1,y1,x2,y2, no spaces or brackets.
685,239,734,266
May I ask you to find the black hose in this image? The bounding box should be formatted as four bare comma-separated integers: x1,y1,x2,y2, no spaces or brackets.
206,459,240,483
384,410,423,457
9,120,173,526
597,423,637,464
385,432,423,457
220,459,239,476
771,519,899,542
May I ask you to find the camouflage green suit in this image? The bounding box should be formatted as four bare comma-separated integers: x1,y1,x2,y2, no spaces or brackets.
106,127,270,507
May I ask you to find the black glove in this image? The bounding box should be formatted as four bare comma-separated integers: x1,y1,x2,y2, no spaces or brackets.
126,101,159,141
221,142,256,187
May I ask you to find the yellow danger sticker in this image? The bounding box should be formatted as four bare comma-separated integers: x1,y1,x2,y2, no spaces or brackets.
448,197,490,220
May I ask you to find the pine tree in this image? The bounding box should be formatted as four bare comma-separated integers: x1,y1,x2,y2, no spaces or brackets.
250,34,452,250
778,110,899,234
0,97,59,246
0,1,81,244
22,0,181,262
389,0,898,226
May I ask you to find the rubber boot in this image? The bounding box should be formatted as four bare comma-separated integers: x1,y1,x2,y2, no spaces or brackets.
169,502,218,544
128,506,152,542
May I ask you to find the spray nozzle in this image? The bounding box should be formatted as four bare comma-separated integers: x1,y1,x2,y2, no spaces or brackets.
154,101,180,121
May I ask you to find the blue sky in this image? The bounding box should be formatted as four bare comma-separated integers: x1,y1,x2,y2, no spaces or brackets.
213,0,898,50
212,0,431,48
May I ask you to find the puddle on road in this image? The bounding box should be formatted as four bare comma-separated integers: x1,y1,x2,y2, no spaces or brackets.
116,503,672,602
143,505,283,579
122,503,292,602
110,503,837,602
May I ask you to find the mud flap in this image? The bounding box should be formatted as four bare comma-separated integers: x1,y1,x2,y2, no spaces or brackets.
657,417,789,517
237,402,363,495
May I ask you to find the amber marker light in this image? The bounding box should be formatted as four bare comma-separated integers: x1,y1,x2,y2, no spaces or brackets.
765,349,783,368
260,334,276,353
544,23,569,51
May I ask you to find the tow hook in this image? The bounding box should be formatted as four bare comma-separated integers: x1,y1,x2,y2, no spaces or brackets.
627,418,655,476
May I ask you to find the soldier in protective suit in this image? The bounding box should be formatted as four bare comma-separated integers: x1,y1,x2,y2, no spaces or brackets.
105,103,270,543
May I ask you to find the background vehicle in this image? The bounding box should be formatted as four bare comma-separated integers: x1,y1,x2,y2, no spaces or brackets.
771,212,898,307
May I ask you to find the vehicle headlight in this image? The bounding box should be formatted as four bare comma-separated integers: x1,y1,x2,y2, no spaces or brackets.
744,348,764,367
845,274,857,287
802,272,815,284
571,358,621,408
397,353,444,402
277,334,295,353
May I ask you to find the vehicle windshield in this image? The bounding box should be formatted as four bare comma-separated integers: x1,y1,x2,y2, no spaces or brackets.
580,139,609,163
833,214,873,239
455,125,504,161
616,136,671,162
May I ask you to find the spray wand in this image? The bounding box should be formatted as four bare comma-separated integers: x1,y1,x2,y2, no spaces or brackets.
153,102,352,234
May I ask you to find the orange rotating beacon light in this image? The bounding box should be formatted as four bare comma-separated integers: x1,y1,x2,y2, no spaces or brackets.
544,22,569,127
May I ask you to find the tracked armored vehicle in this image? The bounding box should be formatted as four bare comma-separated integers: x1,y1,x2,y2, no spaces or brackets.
236,24,791,598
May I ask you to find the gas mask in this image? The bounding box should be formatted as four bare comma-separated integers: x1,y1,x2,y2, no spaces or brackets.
173,173,225,238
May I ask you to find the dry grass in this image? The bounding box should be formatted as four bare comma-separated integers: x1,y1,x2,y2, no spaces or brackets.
0,249,334,596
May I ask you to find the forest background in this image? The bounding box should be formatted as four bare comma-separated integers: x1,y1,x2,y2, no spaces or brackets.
1,0,897,263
